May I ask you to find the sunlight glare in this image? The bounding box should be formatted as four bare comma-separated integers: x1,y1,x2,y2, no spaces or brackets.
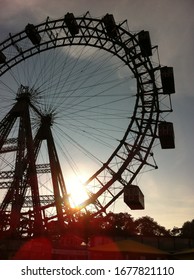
66,173,89,208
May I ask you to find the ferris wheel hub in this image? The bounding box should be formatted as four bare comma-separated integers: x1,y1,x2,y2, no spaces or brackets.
16,84,39,102
41,113,54,127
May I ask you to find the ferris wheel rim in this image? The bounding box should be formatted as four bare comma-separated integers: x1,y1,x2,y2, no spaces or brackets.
0,13,171,216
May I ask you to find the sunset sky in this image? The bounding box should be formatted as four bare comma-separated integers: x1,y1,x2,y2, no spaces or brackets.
0,0,193,230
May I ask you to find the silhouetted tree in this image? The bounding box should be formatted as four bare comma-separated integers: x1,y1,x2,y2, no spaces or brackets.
170,226,182,236
135,216,170,236
102,212,137,235
181,219,194,238
67,212,175,238
68,211,137,237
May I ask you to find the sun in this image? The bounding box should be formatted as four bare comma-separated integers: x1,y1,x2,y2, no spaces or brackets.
66,173,89,208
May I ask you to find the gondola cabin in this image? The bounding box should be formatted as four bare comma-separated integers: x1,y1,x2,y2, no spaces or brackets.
64,13,79,36
158,122,175,149
160,66,175,94
102,14,118,38
124,185,144,210
138,31,152,57
25,24,41,45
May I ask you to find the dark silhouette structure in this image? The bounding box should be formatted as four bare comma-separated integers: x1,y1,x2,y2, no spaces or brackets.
0,13,175,245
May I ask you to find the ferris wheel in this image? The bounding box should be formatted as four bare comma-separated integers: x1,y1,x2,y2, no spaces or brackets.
0,12,175,237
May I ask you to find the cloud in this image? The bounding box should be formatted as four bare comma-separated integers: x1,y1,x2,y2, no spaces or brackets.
1,0,192,99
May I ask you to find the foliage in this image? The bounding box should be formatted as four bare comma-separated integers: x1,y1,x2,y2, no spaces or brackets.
103,212,137,236
134,216,170,236
180,219,194,238
170,226,182,236
68,212,172,238
66,211,194,239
